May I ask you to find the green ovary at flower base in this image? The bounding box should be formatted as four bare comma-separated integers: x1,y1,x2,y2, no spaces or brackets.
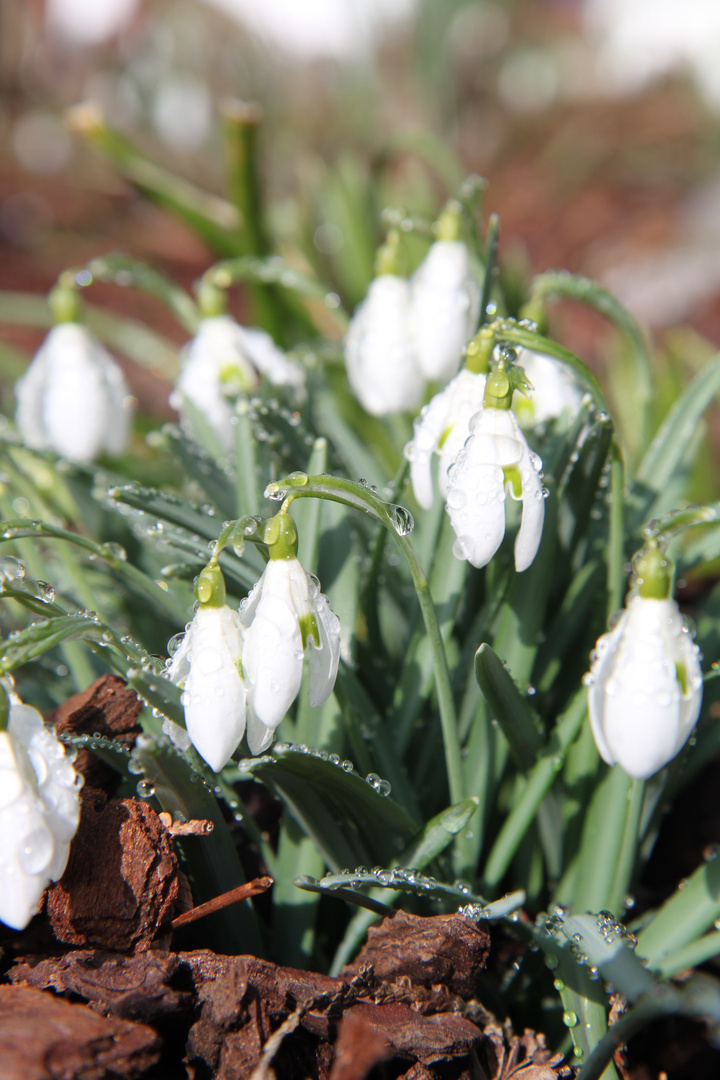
585,542,704,780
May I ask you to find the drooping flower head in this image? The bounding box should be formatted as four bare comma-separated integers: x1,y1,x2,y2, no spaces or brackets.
15,280,133,463
344,229,424,417
240,511,341,753
0,685,82,930
171,280,305,451
167,563,247,772
409,200,481,383
404,326,494,511
446,349,546,571
586,543,703,780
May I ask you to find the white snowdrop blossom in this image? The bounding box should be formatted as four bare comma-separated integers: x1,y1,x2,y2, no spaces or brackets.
586,548,703,780
171,315,305,451
240,512,341,753
404,369,487,510
15,322,133,463
0,694,81,930
167,565,247,772
410,240,480,383
344,274,424,417
445,376,545,572
513,349,585,426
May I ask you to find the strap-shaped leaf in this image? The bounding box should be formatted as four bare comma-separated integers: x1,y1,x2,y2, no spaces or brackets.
637,852,720,973
483,689,587,888
474,642,543,769
632,354,720,523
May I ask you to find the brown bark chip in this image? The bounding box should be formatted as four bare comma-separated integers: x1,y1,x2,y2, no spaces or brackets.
343,909,491,998
0,984,160,1079
50,675,143,790
327,1009,392,1080
9,949,192,1029
46,788,179,951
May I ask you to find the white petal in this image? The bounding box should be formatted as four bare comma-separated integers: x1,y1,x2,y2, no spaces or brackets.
242,564,304,728
308,591,341,707
174,316,257,451
242,327,306,393
0,711,81,930
517,349,585,425
514,433,545,573
587,597,703,779
166,627,192,686
15,324,131,463
345,276,424,416
446,456,507,568
405,370,486,510
174,605,247,772
246,709,274,755
410,241,480,382
587,614,628,767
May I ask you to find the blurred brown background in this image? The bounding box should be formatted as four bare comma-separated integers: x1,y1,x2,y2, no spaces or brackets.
3,0,720,394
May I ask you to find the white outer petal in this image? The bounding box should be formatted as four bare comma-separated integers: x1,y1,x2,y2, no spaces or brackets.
15,324,132,463
517,349,585,425
410,241,480,382
241,561,305,729
0,703,81,930
405,370,486,510
242,327,306,393
508,411,545,573
587,597,703,780
308,590,341,707
246,710,275,756
445,409,519,568
587,612,628,767
173,316,257,451
345,275,423,416
169,604,247,772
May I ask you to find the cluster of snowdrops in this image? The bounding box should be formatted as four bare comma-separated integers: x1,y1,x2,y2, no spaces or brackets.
0,198,705,939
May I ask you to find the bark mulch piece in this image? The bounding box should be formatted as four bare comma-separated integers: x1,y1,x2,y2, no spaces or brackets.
49,674,143,791
0,984,161,1080
182,949,502,1079
342,908,492,999
8,948,193,1032
45,787,179,951
4,938,571,1079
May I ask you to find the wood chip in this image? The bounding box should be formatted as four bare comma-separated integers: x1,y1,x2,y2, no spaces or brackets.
46,787,179,951
0,984,160,1080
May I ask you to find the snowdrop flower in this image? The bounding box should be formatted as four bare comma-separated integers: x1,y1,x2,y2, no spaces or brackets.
0,688,82,930
171,314,305,451
167,564,247,772
513,348,585,426
240,511,340,753
345,230,424,417
16,304,133,464
586,546,703,781
446,358,545,572
405,368,487,510
410,204,480,383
